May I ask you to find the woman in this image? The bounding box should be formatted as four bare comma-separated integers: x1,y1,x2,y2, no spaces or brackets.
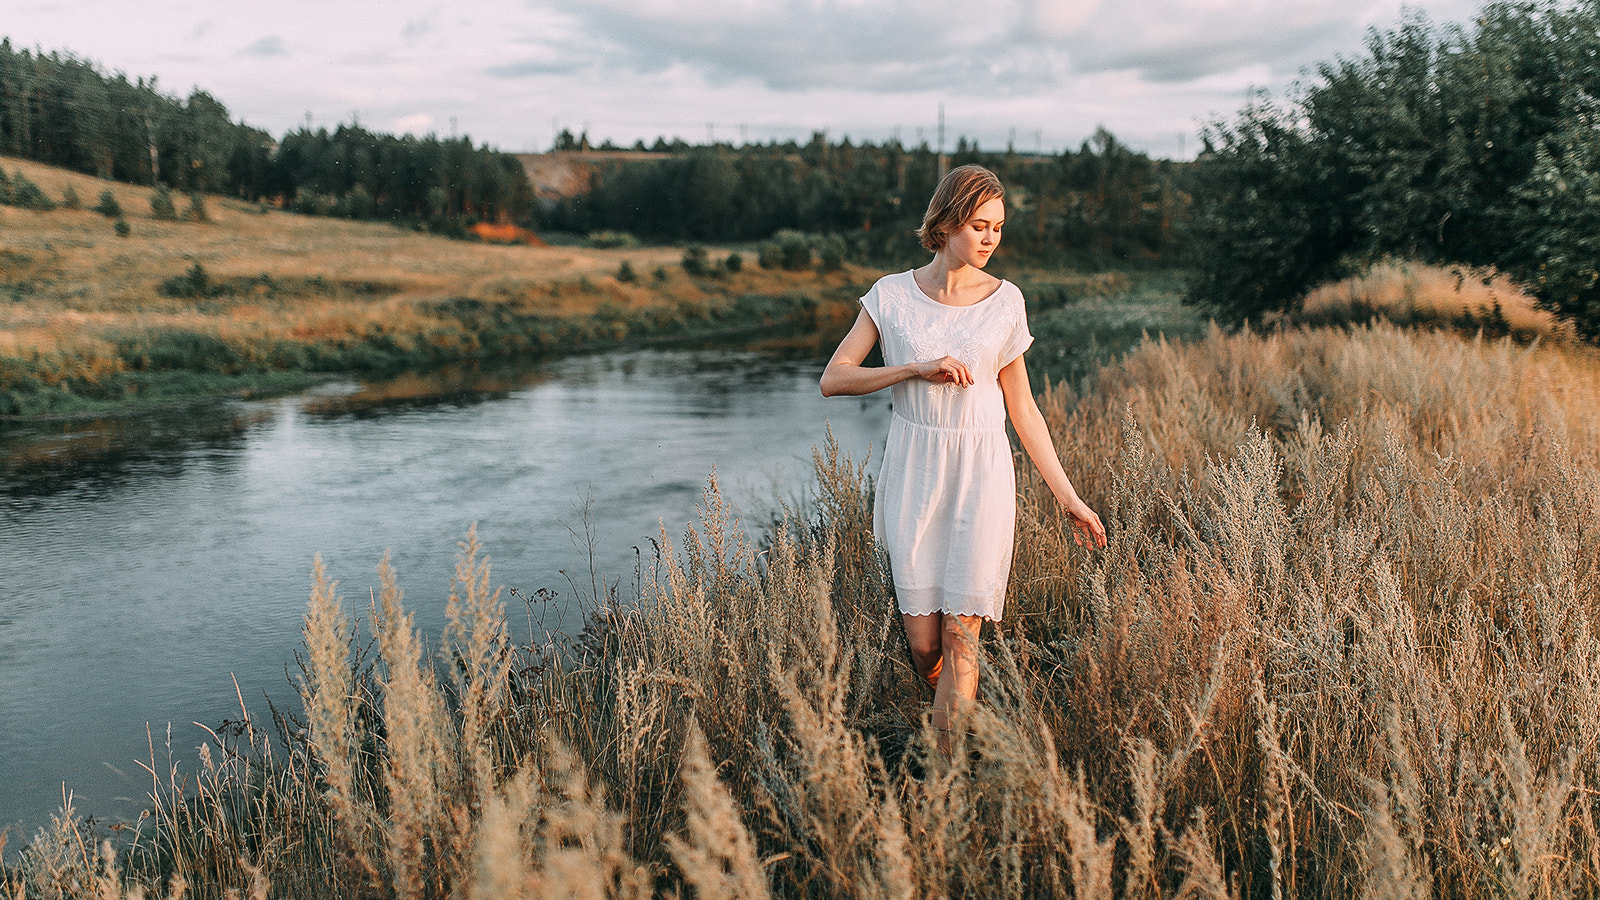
821,164,1106,753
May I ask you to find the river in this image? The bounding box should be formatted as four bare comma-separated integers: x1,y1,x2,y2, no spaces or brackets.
0,348,891,838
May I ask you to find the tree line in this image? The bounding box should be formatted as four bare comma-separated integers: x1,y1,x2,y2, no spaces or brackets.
1189,0,1600,340
550,128,1188,266
0,39,535,228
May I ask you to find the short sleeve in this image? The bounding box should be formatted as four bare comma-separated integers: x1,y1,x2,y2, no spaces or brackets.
998,290,1033,368
858,281,882,327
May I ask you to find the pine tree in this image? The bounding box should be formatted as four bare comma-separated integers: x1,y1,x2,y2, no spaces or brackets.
94,189,121,218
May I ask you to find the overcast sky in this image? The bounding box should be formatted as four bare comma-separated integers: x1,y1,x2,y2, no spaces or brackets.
7,0,1486,159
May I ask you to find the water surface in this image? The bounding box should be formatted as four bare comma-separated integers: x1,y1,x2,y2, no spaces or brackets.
0,349,890,836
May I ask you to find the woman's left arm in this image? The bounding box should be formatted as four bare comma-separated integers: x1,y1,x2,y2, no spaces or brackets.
999,354,1107,548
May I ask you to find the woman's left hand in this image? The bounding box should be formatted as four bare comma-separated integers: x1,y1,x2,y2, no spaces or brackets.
1064,499,1107,549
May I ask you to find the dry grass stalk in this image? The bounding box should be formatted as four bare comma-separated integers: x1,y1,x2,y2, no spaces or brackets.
12,321,1600,898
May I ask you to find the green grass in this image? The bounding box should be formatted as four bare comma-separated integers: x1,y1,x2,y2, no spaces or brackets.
1020,269,1208,388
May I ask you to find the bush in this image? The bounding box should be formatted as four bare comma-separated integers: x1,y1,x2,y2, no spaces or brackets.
116,329,244,373
60,184,81,209
113,215,130,237
776,230,814,270
616,260,637,283
184,192,210,223
653,265,669,283
724,251,743,273
6,171,55,211
150,184,178,221
758,240,784,269
817,234,846,272
681,244,711,276
94,189,121,218
159,263,221,299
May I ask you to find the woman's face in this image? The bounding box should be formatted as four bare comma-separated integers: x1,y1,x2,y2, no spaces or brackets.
944,197,1004,269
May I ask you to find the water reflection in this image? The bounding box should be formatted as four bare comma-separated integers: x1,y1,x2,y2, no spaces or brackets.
0,348,890,838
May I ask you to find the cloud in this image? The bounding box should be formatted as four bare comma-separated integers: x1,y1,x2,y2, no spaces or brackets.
497,0,1479,99
240,35,288,58
402,15,432,42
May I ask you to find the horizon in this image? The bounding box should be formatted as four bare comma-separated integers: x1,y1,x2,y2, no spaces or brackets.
4,0,1486,162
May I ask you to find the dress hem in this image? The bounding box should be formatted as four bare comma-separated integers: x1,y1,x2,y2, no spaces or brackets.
898,607,1002,622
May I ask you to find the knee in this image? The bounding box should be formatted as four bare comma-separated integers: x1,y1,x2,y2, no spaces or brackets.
907,631,941,664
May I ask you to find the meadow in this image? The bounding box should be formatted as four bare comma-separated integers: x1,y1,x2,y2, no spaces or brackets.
0,156,874,417
4,286,1597,896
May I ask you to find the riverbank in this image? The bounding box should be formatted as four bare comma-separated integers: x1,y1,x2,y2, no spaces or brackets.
0,155,883,419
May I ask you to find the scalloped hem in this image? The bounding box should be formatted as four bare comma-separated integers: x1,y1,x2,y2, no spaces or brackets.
899,607,1001,622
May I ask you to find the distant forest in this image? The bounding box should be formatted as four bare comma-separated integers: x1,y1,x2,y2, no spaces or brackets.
0,39,1186,262
549,127,1187,265
0,40,535,229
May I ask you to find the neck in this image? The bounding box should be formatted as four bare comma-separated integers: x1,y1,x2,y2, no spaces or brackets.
922,252,983,290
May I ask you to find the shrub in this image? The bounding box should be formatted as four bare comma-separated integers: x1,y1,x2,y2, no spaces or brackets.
817,235,845,272
150,184,178,221
758,240,784,269
653,265,669,283
60,184,81,209
159,263,220,299
681,244,710,276
94,189,121,218
724,251,743,274
184,192,210,223
775,230,813,270
113,215,130,237
616,260,638,283
6,171,55,211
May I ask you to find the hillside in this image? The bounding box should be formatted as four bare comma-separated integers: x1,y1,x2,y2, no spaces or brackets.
0,156,870,417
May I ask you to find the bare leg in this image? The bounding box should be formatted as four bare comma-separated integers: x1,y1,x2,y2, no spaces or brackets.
902,612,945,688
906,613,983,757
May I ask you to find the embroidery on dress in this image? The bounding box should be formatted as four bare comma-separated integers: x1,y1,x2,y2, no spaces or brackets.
878,276,1016,394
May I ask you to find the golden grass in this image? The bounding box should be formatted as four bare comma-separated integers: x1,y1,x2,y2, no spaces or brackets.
7,322,1600,896
1301,260,1566,339
0,155,867,384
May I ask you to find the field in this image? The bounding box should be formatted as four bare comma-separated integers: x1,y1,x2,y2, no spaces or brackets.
5,311,1599,897
0,156,873,417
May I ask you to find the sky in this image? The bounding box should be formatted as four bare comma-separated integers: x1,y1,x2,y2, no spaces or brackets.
6,0,1487,160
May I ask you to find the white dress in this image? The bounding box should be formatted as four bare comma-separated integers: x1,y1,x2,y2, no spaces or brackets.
859,270,1033,621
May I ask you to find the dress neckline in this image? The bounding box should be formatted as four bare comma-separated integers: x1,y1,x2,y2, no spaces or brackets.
904,270,1006,309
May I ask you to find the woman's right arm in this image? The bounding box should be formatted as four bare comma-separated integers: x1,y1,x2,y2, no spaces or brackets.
820,310,972,396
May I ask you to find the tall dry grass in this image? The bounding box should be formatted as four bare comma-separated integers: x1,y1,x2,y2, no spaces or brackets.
7,321,1600,897
1299,260,1566,341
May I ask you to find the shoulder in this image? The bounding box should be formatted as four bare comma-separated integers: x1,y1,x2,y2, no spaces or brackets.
864,271,917,307
863,271,911,297
995,279,1027,313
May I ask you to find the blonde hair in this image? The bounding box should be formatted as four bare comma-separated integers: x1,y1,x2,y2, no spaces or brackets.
915,164,1005,252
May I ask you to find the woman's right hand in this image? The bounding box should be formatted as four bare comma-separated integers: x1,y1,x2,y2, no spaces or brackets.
915,356,973,387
